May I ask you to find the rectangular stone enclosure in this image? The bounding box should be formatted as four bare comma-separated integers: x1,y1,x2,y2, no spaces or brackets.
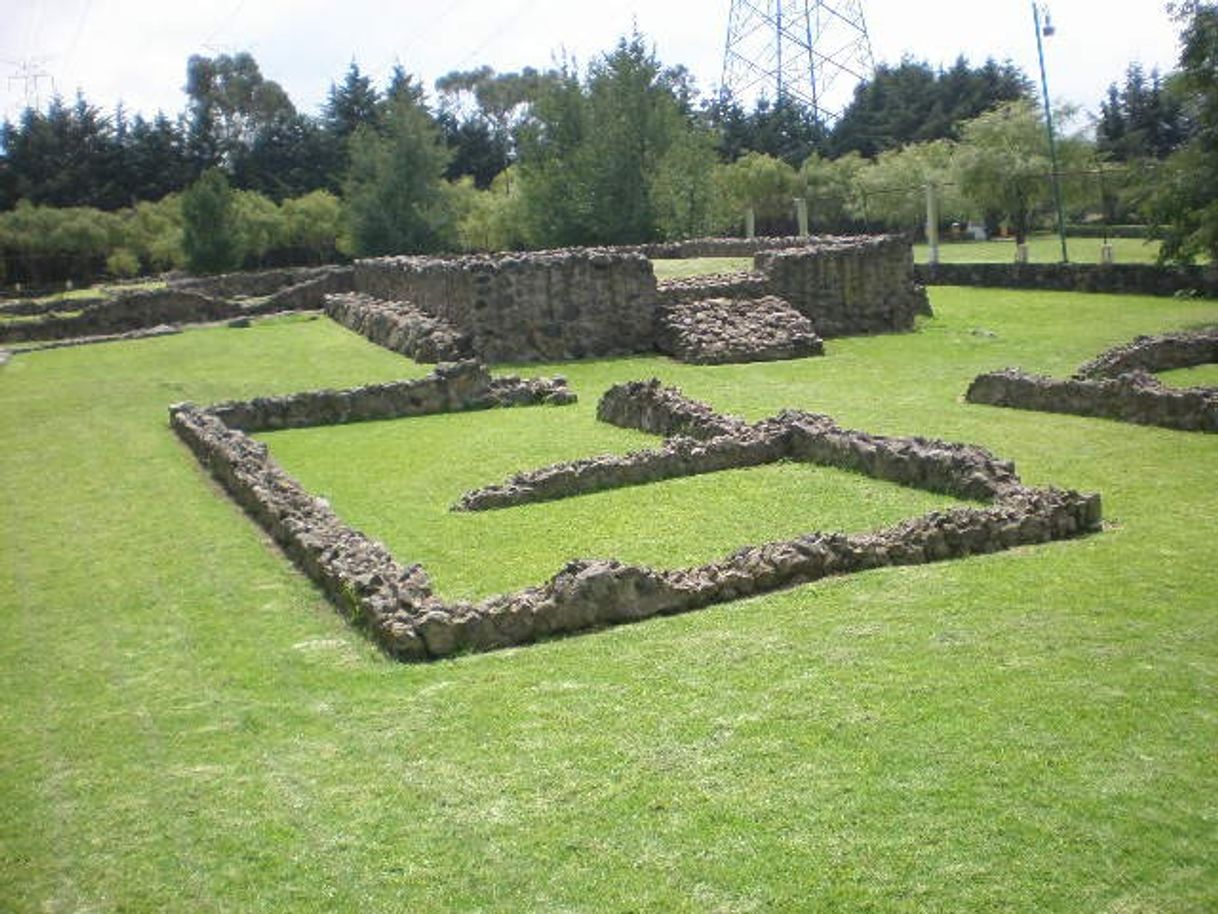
352,236,925,363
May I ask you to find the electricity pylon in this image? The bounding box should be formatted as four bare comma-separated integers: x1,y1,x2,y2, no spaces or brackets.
721,0,875,123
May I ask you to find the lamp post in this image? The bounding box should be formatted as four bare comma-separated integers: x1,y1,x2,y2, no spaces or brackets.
1033,2,1069,263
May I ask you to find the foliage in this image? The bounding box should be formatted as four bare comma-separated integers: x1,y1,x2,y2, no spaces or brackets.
454,169,529,252
180,168,242,274
1097,64,1193,162
1147,2,1218,264
281,190,345,264
855,140,966,232
649,126,721,240
185,52,296,170
798,152,867,232
955,100,1095,243
343,93,455,256
829,56,1033,157
513,35,710,247
714,152,799,233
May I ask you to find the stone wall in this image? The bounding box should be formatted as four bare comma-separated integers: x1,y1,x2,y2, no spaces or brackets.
966,368,1218,432
915,262,1218,298
204,360,574,433
966,328,1218,433
172,371,1102,661
758,236,931,336
1075,328,1218,379
354,248,658,362
655,296,824,365
629,235,821,259
172,265,349,299
324,293,472,363
0,289,235,344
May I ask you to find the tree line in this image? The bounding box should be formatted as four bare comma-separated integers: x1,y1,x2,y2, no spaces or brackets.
1,6,1214,283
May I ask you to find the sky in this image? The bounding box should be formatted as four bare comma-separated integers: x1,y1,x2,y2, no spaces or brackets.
0,0,1185,128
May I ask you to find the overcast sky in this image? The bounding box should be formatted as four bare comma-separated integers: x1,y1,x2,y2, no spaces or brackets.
1,0,1184,128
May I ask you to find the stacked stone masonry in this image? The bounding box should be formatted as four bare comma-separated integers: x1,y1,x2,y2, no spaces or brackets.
915,262,1218,298
354,248,658,363
324,292,473,363
345,236,925,365
0,267,352,345
966,328,1218,432
172,370,1102,661
655,296,824,365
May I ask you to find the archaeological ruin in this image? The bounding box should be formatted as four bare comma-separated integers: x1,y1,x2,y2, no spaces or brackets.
171,363,1102,661
966,327,1218,433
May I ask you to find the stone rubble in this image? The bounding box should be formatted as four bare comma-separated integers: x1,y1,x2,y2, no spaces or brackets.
656,295,824,365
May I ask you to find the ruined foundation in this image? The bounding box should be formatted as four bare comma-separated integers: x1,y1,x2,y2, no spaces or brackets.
172,369,1102,662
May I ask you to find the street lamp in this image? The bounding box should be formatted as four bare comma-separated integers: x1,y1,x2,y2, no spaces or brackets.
1033,2,1069,263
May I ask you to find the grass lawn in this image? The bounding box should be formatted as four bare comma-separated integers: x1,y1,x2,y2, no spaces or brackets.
651,256,754,280
914,234,1162,265
3,292,1217,912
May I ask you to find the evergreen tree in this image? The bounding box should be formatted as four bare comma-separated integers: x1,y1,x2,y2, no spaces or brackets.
181,167,243,273
344,89,455,256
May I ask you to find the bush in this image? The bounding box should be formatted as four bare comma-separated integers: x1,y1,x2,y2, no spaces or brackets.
106,248,141,278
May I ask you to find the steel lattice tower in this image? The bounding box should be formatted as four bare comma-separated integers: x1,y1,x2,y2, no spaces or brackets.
721,0,875,123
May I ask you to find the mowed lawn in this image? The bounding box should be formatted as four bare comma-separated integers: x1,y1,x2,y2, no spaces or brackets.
914,234,1162,265
2,288,1217,912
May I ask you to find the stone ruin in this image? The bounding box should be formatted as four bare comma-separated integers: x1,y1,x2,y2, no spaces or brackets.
966,327,1218,433
2,235,927,367
171,362,1102,662
327,235,927,366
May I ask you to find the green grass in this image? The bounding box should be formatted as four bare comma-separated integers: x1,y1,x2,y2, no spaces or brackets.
1159,363,1218,388
3,294,1218,912
261,418,963,601
651,256,754,279
915,234,1162,264
24,278,168,304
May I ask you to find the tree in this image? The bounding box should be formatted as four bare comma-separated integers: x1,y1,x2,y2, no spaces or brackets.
830,56,1032,157
1147,2,1218,263
955,100,1093,243
856,139,965,233
181,168,243,273
799,152,867,232
513,33,706,246
1097,64,1192,161
343,90,455,256
714,151,799,234
184,52,296,170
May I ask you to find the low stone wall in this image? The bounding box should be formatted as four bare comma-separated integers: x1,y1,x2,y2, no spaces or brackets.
0,295,108,317
596,378,748,440
967,327,1218,433
174,370,1101,661
630,235,819,259
0,289,236,344
324,293,472,362
260,268,353,311
915,262,1218,298
1,268,352,344
966,368,1218,432
204,360,574,433
172,265,349,299
1075,328,1218,379
656,296,824,365
455,424,790,511
355,248,658,362
597,382,1022,502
